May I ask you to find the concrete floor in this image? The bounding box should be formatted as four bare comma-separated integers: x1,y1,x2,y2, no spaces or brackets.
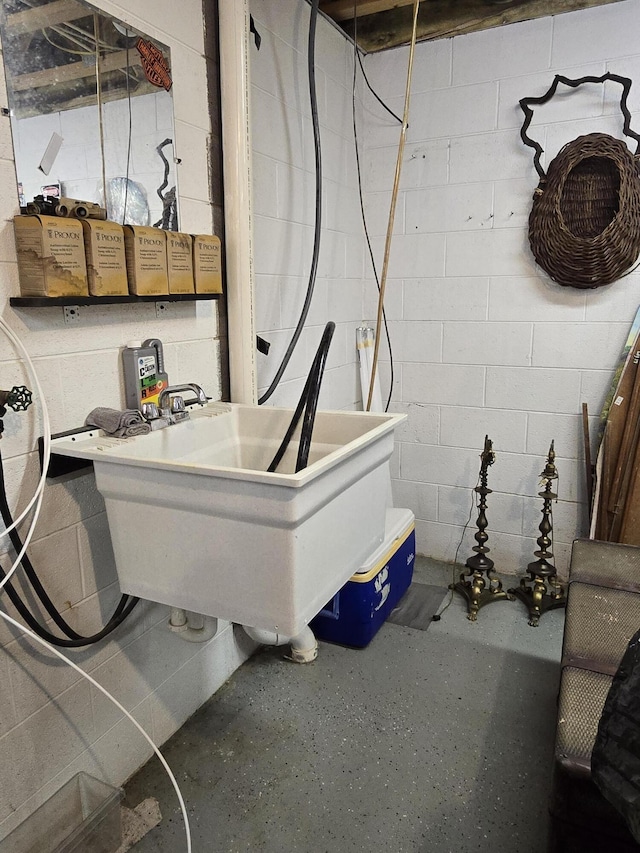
124,558,565,852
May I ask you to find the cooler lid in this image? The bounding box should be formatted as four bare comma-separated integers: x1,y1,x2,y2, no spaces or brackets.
354,507,415,576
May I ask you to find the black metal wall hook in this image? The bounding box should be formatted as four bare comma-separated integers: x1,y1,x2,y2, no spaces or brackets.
519,72,640,179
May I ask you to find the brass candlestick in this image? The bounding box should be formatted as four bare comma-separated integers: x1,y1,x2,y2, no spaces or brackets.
452,435,512,621
509,441,566,626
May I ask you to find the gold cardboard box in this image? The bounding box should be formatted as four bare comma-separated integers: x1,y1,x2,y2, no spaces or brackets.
82,220,128,296
166,232,194,294
14,215,89,297
192,234,222,294
123,225,169,295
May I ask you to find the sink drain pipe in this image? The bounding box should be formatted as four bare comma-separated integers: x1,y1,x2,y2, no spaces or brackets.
242,625,318,664
168,608,219,643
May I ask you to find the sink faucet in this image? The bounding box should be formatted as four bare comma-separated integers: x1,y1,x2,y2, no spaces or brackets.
158,383,208,410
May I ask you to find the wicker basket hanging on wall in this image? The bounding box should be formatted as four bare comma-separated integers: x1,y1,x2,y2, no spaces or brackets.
520,73,640,289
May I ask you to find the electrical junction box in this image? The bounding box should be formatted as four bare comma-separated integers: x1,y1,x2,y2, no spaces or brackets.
82,219,128,296
311,507,415,648
14,214,89,297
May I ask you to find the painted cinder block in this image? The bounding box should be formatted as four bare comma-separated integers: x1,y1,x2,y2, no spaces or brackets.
78,512,119,599
389,402,439,445
449,129,532,184
492,179,538,230
551,0,640,68
453,17,553,87
413,517,468,566
366,38,452,100
486,366,582,414
372,232,446,279
532,321,629,369
392,478,438,522
21,526,83,613
409,83,499,140
440,405,527,454
253,215,311,277
0,654,16,738
252,90,309,170
488,275,586,322
402,362,485,407
585,272,640,322
402,443,484,489
386,320,442,363
526,412,586,460
445,228,534,278
405,183,494,234
443,321,532,367
403,277,489,322
366,141,449,193
252,154,279,219
579,368,612,417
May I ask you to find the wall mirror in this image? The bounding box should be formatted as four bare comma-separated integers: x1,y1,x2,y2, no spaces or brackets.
0,0,179,228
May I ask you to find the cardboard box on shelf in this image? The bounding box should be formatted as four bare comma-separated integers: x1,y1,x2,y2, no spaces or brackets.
192,234,222,294
82,220,128,296
166,232,194,294
13,214,88,297
123,225,169,295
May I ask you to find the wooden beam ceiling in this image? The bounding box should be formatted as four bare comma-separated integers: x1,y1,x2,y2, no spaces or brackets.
320,0,626,52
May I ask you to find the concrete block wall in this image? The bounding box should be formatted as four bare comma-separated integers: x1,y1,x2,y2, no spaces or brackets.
363,0,640,577
0,0,251,840
249,0,366,410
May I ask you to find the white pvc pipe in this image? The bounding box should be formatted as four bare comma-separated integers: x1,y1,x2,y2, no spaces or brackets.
219,0,257,405
243,625,319,664
169,608,219,643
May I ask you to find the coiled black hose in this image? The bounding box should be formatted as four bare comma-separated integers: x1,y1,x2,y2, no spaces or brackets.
268,321,335,474
0,450,139,647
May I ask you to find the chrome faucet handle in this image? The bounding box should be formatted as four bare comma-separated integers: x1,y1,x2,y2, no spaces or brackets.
169,395,186,414
141,402,160,420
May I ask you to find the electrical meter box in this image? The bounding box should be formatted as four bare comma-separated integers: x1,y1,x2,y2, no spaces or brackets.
311,508,415,648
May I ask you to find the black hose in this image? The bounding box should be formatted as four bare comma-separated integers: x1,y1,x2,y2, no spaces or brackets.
0,573,138,648
0,450,139,647
258,0,322,404
267,321,335,474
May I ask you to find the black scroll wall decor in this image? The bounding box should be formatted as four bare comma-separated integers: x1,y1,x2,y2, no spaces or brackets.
520,73,640,289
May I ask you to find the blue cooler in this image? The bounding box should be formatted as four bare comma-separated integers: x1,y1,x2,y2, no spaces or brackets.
311,508,415,648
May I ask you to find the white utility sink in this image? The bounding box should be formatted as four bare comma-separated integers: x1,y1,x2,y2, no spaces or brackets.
51,403,405,635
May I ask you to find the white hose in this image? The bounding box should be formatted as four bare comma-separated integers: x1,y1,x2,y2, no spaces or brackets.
0,609,192,852
0,317,50,594
0,321,191,851
0,316,51,540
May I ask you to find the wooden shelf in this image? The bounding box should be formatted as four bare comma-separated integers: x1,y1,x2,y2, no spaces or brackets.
10,293,221,307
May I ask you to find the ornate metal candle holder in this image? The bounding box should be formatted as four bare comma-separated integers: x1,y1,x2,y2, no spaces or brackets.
509,441,566,626
452,435,512,621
